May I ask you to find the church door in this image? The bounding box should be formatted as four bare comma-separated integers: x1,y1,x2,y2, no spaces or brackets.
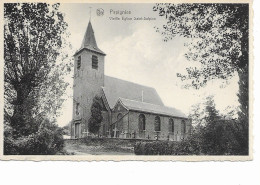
75,123,80,138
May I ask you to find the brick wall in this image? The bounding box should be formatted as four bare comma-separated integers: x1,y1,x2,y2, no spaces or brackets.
127,111,191,141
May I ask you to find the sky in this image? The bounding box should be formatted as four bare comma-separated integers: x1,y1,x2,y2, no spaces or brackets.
56,3,239,127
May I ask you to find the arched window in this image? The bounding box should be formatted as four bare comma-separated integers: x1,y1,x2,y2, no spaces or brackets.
138,114,146,132
169,118,174,133
154,116,161,132
117,113,123,120
181,120,186,134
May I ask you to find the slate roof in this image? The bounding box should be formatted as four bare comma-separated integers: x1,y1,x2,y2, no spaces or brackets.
102,76,164,109
118,97,187,119
75,21,105,56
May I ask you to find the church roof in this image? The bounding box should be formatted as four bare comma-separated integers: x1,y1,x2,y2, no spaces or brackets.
102,76,164,109
75,21,105,56
118,97,188,119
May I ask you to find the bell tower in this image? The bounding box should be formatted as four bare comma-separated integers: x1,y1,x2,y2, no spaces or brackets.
71,21,106,139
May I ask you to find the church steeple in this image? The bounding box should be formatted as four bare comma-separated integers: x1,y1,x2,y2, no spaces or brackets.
78,21,105,56
81,21,98,48
72,19,106,139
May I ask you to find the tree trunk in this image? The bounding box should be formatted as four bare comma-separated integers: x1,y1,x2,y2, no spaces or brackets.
10,84,31,137
236,64,249,155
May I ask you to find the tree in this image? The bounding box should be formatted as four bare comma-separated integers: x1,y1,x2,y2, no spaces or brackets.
4,3,71,154
185,96,241,155
200,96,224,154
88,96,103,135
153,3,249,153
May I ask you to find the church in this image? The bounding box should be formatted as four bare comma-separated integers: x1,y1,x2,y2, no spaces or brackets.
71,21,191,141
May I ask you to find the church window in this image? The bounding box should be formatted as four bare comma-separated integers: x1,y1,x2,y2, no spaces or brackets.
169,118,174,133
138,114,146,132
154,116,161,132
115,113,123,138
76,103,80,115
181,120,186,134
92,55,98,69
117,113,123,121
77,56,81,70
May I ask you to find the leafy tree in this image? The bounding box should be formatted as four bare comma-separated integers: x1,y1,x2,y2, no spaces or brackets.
4,3,71,154
154,3,249,154
200,96,225,154
186,96,242,155
88,96,103,135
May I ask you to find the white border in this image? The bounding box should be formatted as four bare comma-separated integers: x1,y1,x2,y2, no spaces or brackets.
0,0,254,162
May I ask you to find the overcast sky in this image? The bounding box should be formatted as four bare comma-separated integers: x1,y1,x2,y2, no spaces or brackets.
57,3,239,127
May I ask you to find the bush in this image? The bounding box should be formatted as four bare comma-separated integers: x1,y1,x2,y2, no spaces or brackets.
4,119,64,155
134,141,181,155
134,132,204,155
4,123,19,155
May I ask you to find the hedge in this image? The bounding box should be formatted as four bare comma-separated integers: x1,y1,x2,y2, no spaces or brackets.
134,140,202,155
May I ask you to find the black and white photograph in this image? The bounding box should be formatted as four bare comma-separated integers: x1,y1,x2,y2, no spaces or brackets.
1,1,252,159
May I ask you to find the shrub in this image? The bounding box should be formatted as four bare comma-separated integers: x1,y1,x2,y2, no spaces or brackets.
4,123,19,154
134,136,203,155
4,119,64,155
133,126,241,155
134,141,178,155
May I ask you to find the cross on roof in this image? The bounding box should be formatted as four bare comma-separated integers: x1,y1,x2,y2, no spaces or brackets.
89,7,92,21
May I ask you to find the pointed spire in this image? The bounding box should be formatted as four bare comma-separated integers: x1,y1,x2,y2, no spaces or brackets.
81,21,98,49
75,21,105,56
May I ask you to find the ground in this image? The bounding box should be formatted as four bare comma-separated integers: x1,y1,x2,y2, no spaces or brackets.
64,138,136,155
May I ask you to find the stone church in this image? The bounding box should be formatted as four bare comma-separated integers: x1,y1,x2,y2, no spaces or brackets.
71,21,191,141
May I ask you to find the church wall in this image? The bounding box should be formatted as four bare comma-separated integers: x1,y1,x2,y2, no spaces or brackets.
128,111,191,141
110,103,129,138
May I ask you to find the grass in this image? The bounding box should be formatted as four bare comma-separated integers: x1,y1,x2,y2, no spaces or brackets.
64,138,136,155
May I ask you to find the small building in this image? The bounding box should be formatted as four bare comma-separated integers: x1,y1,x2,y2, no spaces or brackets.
71,21,191,141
